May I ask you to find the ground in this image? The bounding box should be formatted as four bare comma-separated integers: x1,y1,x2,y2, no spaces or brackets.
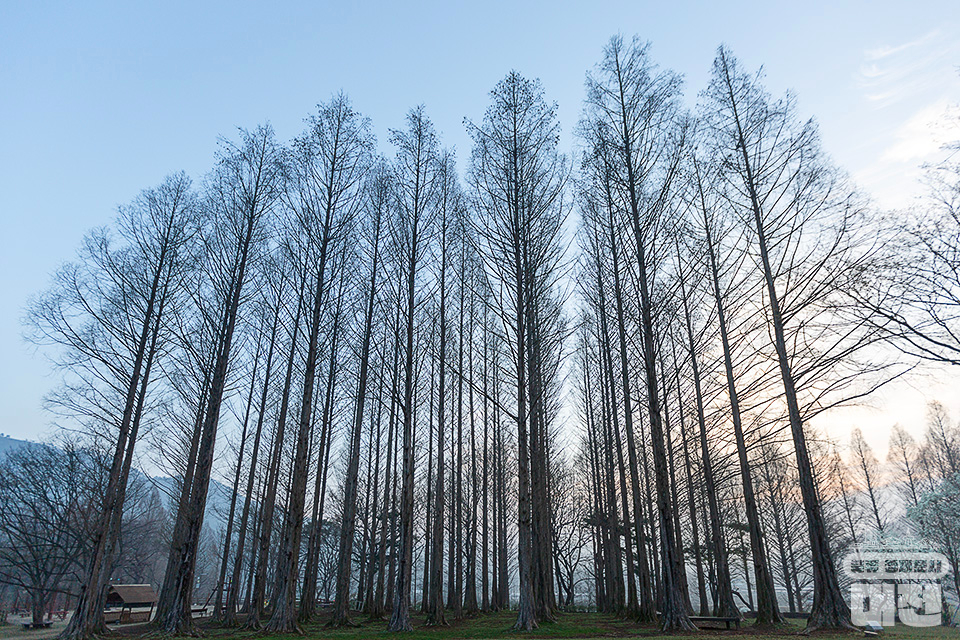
0,610,957,640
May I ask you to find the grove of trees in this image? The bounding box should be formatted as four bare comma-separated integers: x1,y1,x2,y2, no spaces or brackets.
3,34,959,636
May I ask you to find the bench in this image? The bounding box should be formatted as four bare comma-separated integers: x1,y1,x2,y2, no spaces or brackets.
191,607,207,618
20,621,53,629
120,610,152,624
689,615,741,630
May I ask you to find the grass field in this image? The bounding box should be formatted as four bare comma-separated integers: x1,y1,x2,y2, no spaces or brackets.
2,610,957,640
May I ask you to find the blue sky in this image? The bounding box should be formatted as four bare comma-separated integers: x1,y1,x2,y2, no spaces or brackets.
1,1,958,448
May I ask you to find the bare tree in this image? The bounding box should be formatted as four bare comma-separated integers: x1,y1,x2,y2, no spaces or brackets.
576,127,654,620
581,36,693,630
28,173,197,640
157,126,283,634
888,424,923,509
849,429,887,533
329,160,389,627
265,95,372,632
0,444,94,626
687,153,783,627
387,106,441,632
22,34,945,629
246,258,306,628
701,47,856,631
467,71,567,630
673,231,739,618
223,263,287,625
425,150,459,627
212,320,265,621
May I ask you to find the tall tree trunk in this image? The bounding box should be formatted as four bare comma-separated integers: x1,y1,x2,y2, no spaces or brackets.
494,368,509,612
420,326,435,615
225,299,281,625
513,254,536,632
155,362,210,625
674,353,709,617
300,260,348,621
214,333,263,621
265,227,332,632
594,283,624,616
452,274,465,620
246,285,304,628
426,239,448,626
61,242,171,640
160,211,256,634
360,360,385,612
481,320,490,612
701,202,783,627
371,310,400,620
718,51,851,630
760,453,797,614
675,236,738,618
603,192,656,623
661,369,694,615
630,241,693,631
464,309,479,615
583,360,607,612
387,232,418,632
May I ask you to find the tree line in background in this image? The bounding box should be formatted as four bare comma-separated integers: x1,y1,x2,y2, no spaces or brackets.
1,36,958,635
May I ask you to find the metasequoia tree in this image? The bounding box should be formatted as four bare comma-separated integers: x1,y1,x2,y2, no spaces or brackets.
266,94,372,632
387,106,441,632
849,429,887,534
28,173,197,640
223,261,288,625
702,47,854,631
467,71,567,631
369,303,402,620
329,160,390,627
298,240,352,621
581,36,693,631
151,248,222,622
672,230,739,618
755,441,808,614
424,150,460,626
213,317,264,622
157,126,282,634
687,153,783,627
246,251,307,628
888,424,923,509
25,32,953,634
455,189,487,618
579,249,625,617
669,343,709,616
577,126,658,620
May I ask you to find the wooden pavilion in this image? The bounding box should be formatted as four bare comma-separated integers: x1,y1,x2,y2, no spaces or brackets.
104,584,158,624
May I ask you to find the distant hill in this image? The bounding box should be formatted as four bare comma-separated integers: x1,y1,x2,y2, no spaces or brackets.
0,433,41,458
148,474,235,534
0,434,234,534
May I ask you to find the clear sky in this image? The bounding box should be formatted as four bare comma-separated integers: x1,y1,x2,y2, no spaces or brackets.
1,1,958,453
